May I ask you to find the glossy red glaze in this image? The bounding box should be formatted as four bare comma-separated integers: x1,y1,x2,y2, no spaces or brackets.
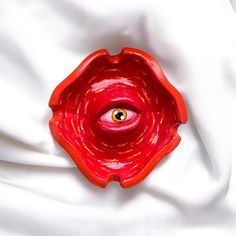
49,48,188,188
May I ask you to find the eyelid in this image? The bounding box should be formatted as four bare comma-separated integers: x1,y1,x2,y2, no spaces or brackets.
97,113,142,134
96,98,141,119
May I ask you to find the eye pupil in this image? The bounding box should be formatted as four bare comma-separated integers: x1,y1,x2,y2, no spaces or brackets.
115,112,124,120
112,108,127,122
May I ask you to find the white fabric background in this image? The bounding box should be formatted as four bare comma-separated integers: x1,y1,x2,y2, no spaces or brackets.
0,0,236,235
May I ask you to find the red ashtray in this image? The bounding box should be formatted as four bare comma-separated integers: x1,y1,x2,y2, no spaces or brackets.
49,48,187,188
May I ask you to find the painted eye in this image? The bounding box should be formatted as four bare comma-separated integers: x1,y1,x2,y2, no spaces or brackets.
100,108,137,124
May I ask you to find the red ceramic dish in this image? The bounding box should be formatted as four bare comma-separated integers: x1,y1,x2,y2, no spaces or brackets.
49,48,188,188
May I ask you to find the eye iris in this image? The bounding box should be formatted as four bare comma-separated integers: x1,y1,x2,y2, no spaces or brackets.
112,109,127,122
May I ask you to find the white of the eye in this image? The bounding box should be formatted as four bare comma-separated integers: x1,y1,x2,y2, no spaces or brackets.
100,109,136,123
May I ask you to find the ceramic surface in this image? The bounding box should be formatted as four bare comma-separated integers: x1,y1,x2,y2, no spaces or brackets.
49,48,188,188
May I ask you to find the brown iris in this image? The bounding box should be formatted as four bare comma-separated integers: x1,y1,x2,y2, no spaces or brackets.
112,108,127,123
